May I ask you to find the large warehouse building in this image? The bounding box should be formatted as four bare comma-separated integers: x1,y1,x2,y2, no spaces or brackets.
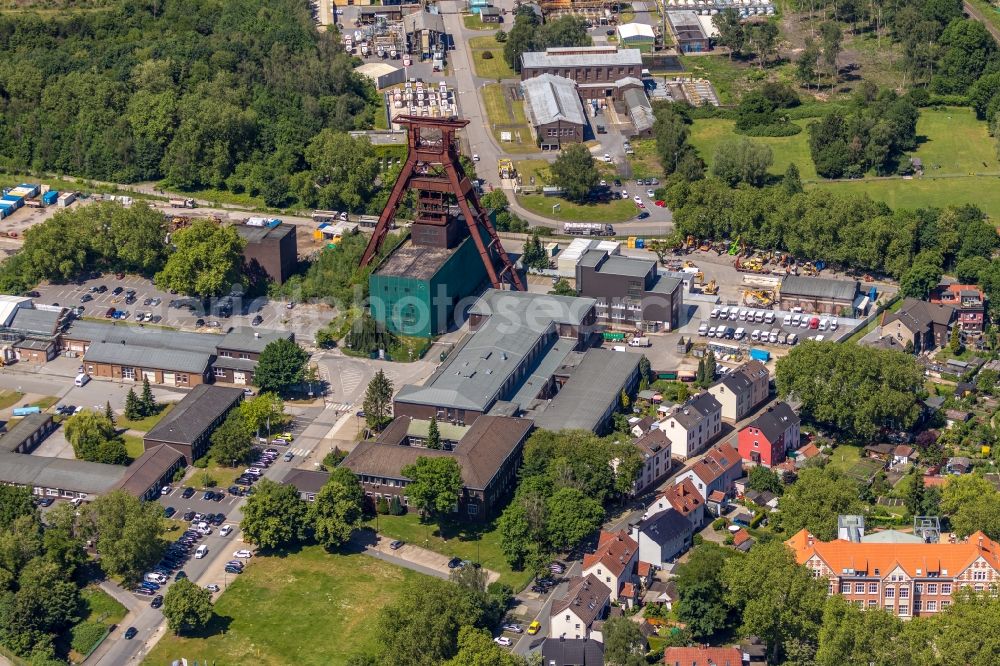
520,46,644,101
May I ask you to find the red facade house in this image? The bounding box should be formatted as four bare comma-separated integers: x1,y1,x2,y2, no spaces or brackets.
930,284,986,335
737,401,800,467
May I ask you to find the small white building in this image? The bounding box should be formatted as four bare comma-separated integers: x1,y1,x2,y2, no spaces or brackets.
630,507,693,567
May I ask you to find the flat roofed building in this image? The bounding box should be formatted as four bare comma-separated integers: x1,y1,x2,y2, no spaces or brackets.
212,327,293,386
667,11,710,53
341,414,533,519
143,385,245,463
575,248,683,333
521,74,587,150
393,290,598,424
235,221,297,285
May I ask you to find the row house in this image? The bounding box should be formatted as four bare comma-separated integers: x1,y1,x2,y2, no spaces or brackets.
707,360,769,421
674,442,743,503
582,530,640,603
659,392,723,460
737,401,801,467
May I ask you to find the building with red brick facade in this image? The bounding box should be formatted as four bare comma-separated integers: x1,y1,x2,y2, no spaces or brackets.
786,529,1000,618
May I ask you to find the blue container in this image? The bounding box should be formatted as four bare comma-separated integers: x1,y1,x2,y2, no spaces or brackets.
1,195,23,210
17,183,40,198
749,348,770,362
12,406,41,416
635,238,645,249
868,286,877,301
42,190,58,205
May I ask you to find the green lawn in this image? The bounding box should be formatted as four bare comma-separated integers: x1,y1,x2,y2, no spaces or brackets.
678,55,761,105
192,460,244,489
827,445,862,474
462,13,494,30
366,513,534,590
518,194,641,223
814,176,1000,220
689,118,818,180
123,434,144,460
629,139,664,180
143,548,423,666
470,35,515,80
0,390,25,410
117,403,175,432
160,185,266,210
80,586,127,625
483,84,537,152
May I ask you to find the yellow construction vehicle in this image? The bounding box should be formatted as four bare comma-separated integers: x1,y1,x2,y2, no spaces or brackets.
498,159,515,180
694,271,705,284
703,280,719,295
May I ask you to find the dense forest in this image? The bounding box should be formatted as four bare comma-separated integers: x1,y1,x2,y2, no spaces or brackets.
0,0,377,205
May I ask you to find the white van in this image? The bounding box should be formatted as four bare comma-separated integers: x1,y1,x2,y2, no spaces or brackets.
783,314,792,326
715,325,727,337
74,373,90,387
195,544,208,559
719,306,730,319
768,329,779,343
734,327,746,340
791,314,802,327
628,337,651,348
612,345,627,352
829,318,839,330
710,307,721,319
698,323,709,336
750,329,761,342
818,318,829,331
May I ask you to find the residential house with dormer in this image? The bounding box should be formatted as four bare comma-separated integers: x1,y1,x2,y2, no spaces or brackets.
659,392,722,460
582,530,639,603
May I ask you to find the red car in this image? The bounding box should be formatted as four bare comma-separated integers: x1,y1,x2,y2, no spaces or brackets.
655,200,666,208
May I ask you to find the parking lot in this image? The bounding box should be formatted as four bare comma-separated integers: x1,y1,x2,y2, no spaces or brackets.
32,273,331,344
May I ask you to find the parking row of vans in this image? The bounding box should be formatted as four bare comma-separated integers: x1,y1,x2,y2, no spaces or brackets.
783,314,839,331
711,306,777,325
697,322,799,346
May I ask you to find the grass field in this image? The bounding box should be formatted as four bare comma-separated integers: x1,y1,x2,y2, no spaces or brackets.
0,390,25,410
690,107,1000,216
827,445,861,474
470,35,515,80
80,586,127,625
143,548,422,666
689,118,818,180
518,194,640,222
192,460,243,489
677,55,764,105
117,403,175,432
462,13,494,30
483,84,537,152
123,434,144,460
366,513,534,590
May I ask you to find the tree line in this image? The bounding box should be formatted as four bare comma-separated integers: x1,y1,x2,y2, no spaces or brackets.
502,7,591,73
0,0,377,207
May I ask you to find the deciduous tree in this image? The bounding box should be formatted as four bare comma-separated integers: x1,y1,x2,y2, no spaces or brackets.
64,411,128,465
309,467,365,550
775,467,863,540
401,457,464,524
162,578,213,635
84,491,165,583
545,487,604,551
254,338,309,394
240,478,309,550
675,543,734,639
550,144,599,203
209,410,254,467
154,219,245,298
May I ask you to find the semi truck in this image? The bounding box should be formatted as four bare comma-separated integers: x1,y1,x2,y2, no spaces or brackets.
563,222,615,237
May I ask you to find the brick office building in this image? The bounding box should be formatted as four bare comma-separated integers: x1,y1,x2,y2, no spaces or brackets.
143,385,245,463
520,46,643,101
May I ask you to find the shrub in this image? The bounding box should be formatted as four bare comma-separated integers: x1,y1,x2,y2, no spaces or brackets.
322,447,347,470
712,517,728,531
376,497,390,514
693,533,704,546
738,123,802,137
481,50,494,60
71,621,108,655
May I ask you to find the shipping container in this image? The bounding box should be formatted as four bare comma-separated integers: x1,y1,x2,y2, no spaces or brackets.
42,190,58,206
1,195,23,210
17,183,40,198
749,348,770,362
12,406,41,417
57,192,77,207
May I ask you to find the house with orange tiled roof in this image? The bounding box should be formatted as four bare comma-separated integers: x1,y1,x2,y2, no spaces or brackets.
644,478,706,529
582,530,639,603
785,528,1000,618
664,645,743,666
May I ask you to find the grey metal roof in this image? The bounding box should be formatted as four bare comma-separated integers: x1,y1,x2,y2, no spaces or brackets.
624,88,655,133
65,320,221,354
521,47,642,70
0,414,52,453
532,348,640,432
144,385,244,446
0,452,125,495
780,275,859,302
521,74,587,127
403,10,445,34
84,341,212,374
8,307,63,336
218,327,292,354
396,290,596,413
649,275,682,295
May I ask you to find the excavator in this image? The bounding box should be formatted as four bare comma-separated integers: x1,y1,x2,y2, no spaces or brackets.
703,280,719,295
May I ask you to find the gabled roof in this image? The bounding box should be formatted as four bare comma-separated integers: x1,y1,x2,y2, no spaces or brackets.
551,574,611,626
664,646,743,666
882,298,956,333
661,479,702,518
633,429,670,457
583,530,638,579
684,442,741,485
522,74,587,127
144,385,244,446
541,638,605,666
634,507,691,544
743,401,799,443
785,529,1000,578
666,392,721,430
894,444,915,458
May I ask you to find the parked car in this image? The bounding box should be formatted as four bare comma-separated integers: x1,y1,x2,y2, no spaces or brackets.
226,560,245,569
447,557,463,569
225,565,243,575
502,623,524,634
175,570,187,581
205,584,220,593
124,627,138,640
150,595,163,609
233,549,253,558
389,540,404,550
527,621,542,635
494,636,512,647
37,497,54,507
181,487,195,499
163,507,176,518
